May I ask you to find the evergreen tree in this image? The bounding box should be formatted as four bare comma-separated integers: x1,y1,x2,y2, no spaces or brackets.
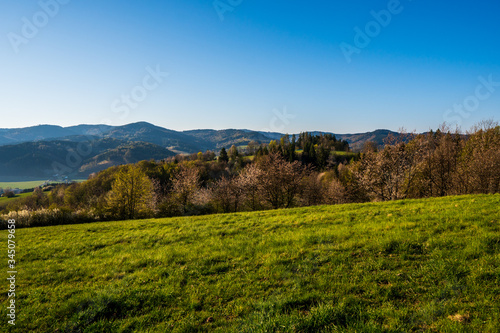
309,143,317,166
219,147,229,163
318,146,330,169
289,135,297,162
228,145,239,161
302,142,311,164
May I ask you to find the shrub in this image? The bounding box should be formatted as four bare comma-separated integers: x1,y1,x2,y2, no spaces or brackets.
0,208,100,229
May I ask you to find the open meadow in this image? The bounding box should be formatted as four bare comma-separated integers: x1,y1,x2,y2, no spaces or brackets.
0,193,32,212
1,194,499,332
0,181,46,190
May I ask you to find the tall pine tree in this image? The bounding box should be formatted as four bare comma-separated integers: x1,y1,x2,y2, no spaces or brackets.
219,147,229,163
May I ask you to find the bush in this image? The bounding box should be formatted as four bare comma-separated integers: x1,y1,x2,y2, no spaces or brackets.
3,190,15,198
0,208,100,229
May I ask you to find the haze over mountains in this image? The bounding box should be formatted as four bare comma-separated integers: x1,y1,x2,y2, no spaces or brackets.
0,122,399,181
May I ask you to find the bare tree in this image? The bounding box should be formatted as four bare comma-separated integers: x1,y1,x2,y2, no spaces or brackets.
210,176,243,213
171,166,200,213
458,122,500,194
237,163,263,211
299,172,325,206
324,177,347,205
416,126,461,197
353,132,420,201
257,152,307,209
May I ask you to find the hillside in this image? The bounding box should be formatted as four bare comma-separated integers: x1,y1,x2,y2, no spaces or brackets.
0,122,406,180
3,194,499,332
184,129,273,148
0,138,175,181
251,130,402,151
335,129,401,151
0,122,402,152
0,123,211,154
102,122,213,154
0,124,76,145
78,141,177,174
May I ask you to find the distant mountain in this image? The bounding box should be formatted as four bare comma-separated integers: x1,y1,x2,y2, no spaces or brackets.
0,122,212,154
65,124,114,136
0,122,405,180
0,125,76,145
249,130,401,151
78,141,176,175
0,138,175,181
335,129,400,151
102,122,212,154
0,124,113,146
183,129,272,148
0,122,402,153
253,131,291,141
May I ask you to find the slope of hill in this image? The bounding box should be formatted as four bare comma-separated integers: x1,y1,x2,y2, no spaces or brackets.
0,122,403,153
5,194,499,332
79,141,176,174
103,122,213,153
0,122,406,179
0,138,175,180
184,129,272,148
0,124,113,146
0,124,77,145
0,122,211,153
65,124,114,136
336,129,401,151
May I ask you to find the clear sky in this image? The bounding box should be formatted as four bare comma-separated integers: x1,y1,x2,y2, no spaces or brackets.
1,0,499,133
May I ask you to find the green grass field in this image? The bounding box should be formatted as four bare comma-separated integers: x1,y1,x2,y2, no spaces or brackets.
0,181,46,190
0,179,87,190
332,151,358,157
0,193,32,211
0,193,31,202
1,194,499,332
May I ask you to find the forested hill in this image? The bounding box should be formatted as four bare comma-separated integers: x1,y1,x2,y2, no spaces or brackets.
0,139,176,181
0,121,402,180
0,122,400,152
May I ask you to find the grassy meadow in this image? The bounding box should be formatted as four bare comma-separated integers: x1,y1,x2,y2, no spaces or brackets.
0,192,31,203
0,179,87,190
0,181,46,190
1,194,499,332
0,193,32,212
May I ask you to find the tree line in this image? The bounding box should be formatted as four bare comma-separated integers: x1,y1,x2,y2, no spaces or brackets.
1,123,499,228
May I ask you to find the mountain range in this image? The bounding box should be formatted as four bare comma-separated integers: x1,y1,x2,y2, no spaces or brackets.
0,122,400,181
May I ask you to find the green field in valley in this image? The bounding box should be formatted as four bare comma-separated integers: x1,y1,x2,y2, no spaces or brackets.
0,193,32,211
0,179,87,190
331,151,358,157
0,193,31,202
0,181,46,190
1,194,499,332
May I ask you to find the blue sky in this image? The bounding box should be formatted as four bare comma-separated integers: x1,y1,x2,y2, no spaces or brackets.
1,0,499,133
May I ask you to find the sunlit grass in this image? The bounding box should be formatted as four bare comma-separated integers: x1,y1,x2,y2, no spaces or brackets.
0,179,86,190
0,193,32,212
1,194,499,332
0,181,46,190
0,192,31,202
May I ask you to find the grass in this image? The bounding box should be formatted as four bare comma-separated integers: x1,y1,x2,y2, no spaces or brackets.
0,181,47,190
0,193,32,211
0,193,31,202
0,179,87,190
1,194,499,332
331,151,358,157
